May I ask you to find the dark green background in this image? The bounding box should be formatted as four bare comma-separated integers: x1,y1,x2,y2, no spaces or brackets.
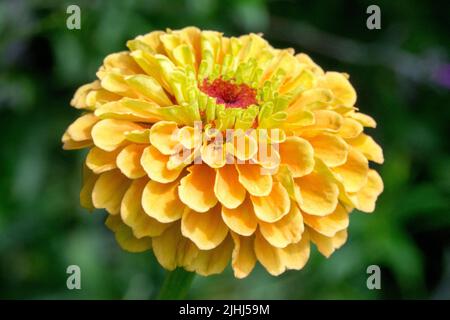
0,0,449,299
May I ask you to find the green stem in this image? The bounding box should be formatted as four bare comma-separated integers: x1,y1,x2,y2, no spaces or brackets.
157,268,195,300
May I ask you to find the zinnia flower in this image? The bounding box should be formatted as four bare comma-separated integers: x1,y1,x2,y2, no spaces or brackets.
62,27,384,278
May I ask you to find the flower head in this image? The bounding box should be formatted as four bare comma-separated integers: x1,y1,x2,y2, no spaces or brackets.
63,27,384,277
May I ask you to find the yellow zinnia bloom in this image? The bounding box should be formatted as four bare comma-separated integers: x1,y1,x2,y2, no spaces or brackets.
62,27,384,278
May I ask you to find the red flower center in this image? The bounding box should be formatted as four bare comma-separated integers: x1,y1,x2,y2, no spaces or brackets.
200,78,257,108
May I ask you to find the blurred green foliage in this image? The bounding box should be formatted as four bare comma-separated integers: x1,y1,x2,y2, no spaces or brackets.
0,0,449,299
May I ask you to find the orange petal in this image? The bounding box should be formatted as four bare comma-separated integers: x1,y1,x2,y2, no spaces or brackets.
80,165,98,210
307,133,348,167
351,169,383,213
309,228,348,258
279,136,315,177
252,142,281,171
177,125,202,149
303,203,349,237
152,223,199,270
332,147,369,193
349,133,384,164
92,170,130,214
254,230,284,276
141,179,185,223
296,172,339,216
94,99,162,122
86,147,120,174
275,165,303,205
91,119,142,151
105,215,152,253
140,145,183,183
121,178,171,238
233,131,258,161
185,235,234,276
349,112,376,128
296,110,343,136
178,164,217,212
116,144,147,178
320,71,356,107
201,142,227,168
231,233,256,279
222,197,257,236
251,182,290,223
214,164,246,209
149,121,180,155
338,118,363,139
62,132,93,150
181,205,229,250
67,113,99,141
259,203,304,248
279,232,310,271
236,163,273,197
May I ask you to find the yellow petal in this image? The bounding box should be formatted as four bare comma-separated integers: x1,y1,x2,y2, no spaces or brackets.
236,163,273,197
296,53,324,75
338,118,363,139
181,205,229,250
124,129,151,144
332,147,369,193
105,215,152,253
214,164,246,209
86,147,120,174
233,131,258,161
149,121,180,155
279,136,314,178
296,110,343,136
80,165,98,210
303,203,349,237
252,142,281,171
67,113,99,141
121,178,171,238
141,179,185,223
124,74,173,106
279,232,310,271
167,146,198,170
92,170,130,214
351,169,383,213
296,172,339,216
275,165,303,205
320,72,356,107
178,164,217,212
251,182,290,223
308,133,348,167
70,81,101,109
99,72,138,97
231,233,256,279
259,203,304,248
222,197,257,236
349,112,376,128
95,99,162,122
152,223,199,270
186,235,234,276
62,133,93,150
101,51,143,74
140,145,183,183
254,228,310,276
254,230,284,276
201,142,227,168
91,119,142,151
309,228,348,258
349,133,384,164
116,144,146,178
177,125,201,149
